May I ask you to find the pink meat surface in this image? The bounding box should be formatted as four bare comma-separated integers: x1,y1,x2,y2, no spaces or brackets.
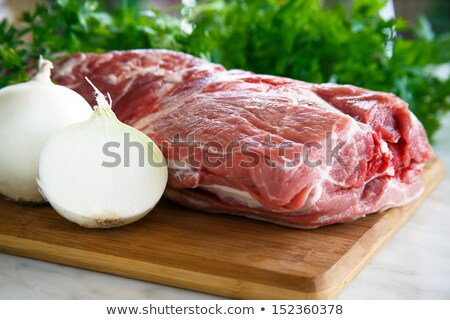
52,49,434,228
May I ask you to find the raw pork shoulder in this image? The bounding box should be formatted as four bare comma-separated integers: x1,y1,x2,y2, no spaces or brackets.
52,50,434,228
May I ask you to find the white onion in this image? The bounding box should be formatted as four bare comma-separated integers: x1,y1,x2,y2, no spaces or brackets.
0,58,92,203
38,79,168,228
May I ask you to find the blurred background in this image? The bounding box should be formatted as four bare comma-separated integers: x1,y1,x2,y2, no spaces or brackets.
1,0,449,33
331,0,448,34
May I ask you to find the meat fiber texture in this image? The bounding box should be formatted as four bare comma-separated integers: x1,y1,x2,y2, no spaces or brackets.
52,49,434,228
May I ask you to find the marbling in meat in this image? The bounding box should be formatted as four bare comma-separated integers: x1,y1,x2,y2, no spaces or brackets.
52,49,434,228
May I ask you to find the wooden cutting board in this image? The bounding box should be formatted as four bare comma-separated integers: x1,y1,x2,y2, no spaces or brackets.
0,158,444,299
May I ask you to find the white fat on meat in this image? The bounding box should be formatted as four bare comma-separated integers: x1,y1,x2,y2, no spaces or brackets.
201,184,263,208
54,53,86,80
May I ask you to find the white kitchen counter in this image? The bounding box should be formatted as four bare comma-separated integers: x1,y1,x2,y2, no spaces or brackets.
1,117,449,300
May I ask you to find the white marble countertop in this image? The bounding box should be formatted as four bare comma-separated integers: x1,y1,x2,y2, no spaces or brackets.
1,116,449,300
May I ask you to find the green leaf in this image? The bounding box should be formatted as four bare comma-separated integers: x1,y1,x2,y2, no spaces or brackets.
415,16,435,42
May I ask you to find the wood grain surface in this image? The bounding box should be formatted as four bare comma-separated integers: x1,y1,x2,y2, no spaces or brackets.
0,158,444,299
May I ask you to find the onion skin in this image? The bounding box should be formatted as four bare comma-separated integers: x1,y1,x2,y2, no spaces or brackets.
38,81,168,228
0,60,92,203
46,201,152,228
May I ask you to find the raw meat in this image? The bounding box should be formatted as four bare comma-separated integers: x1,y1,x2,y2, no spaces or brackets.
51,49,434,228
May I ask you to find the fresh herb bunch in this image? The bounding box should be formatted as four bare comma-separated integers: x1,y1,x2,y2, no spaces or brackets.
0,0,184,87
1,0,449,140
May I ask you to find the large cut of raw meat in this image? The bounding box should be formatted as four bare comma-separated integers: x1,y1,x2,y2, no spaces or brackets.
51,49,434,228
